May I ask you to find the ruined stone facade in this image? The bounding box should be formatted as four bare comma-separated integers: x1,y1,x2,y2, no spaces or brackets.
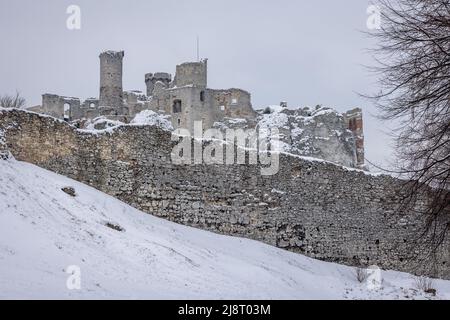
27,50,365,168
1,109,448,278
31,52,255,132
142,59,256,132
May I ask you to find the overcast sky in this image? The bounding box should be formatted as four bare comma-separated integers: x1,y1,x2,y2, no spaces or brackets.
0,0,396,169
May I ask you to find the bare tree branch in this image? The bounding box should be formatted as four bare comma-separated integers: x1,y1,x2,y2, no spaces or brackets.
367,0,450,268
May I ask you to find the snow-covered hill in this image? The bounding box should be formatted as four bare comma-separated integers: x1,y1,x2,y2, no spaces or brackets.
0,158,449,300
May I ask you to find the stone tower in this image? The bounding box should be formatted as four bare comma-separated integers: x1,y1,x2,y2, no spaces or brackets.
99,51,124,111
174,59,207,88
145,72,172,96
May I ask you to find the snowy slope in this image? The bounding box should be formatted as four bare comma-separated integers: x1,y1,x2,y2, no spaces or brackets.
0,158,449,300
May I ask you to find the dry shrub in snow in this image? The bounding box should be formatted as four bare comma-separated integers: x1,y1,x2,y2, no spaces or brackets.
415,277,436,295
356,267,368,283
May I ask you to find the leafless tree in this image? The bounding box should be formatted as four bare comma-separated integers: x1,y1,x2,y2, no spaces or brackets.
0,91,26,109
367,0,449,257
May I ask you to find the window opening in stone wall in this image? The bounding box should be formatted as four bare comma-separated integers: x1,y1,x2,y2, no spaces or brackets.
173,99,182,113
63,103,70,121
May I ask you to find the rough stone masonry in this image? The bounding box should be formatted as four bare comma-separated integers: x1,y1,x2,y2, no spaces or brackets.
0,108,448,278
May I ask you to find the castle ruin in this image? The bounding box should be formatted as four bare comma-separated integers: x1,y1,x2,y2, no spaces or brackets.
29,51,255,131
2,51,448,279
1,109,448,279
28,50,365,168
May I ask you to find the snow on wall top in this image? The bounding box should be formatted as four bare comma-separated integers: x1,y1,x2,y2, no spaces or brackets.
130,110,174,131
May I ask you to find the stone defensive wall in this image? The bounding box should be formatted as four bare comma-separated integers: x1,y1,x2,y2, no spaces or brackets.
1,108,448,278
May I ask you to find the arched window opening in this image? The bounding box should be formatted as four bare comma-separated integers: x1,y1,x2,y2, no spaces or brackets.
200,91,205,102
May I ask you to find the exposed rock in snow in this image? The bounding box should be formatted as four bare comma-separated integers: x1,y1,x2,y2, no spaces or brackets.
0,158,449,299
0,122,16,160
0,128,8,160
0,128,5,147
256,105,357,167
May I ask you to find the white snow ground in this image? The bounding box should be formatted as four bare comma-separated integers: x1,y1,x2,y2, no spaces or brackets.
0,158,449,300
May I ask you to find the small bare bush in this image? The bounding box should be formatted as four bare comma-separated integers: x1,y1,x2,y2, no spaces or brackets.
356,267,368,283
415,277,436,295
0,91,26,109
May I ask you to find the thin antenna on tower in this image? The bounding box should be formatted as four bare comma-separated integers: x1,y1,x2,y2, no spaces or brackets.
196,36,200,62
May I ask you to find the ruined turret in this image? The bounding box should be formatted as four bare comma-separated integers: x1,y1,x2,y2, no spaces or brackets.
173,59,208,88
99,50,124,114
